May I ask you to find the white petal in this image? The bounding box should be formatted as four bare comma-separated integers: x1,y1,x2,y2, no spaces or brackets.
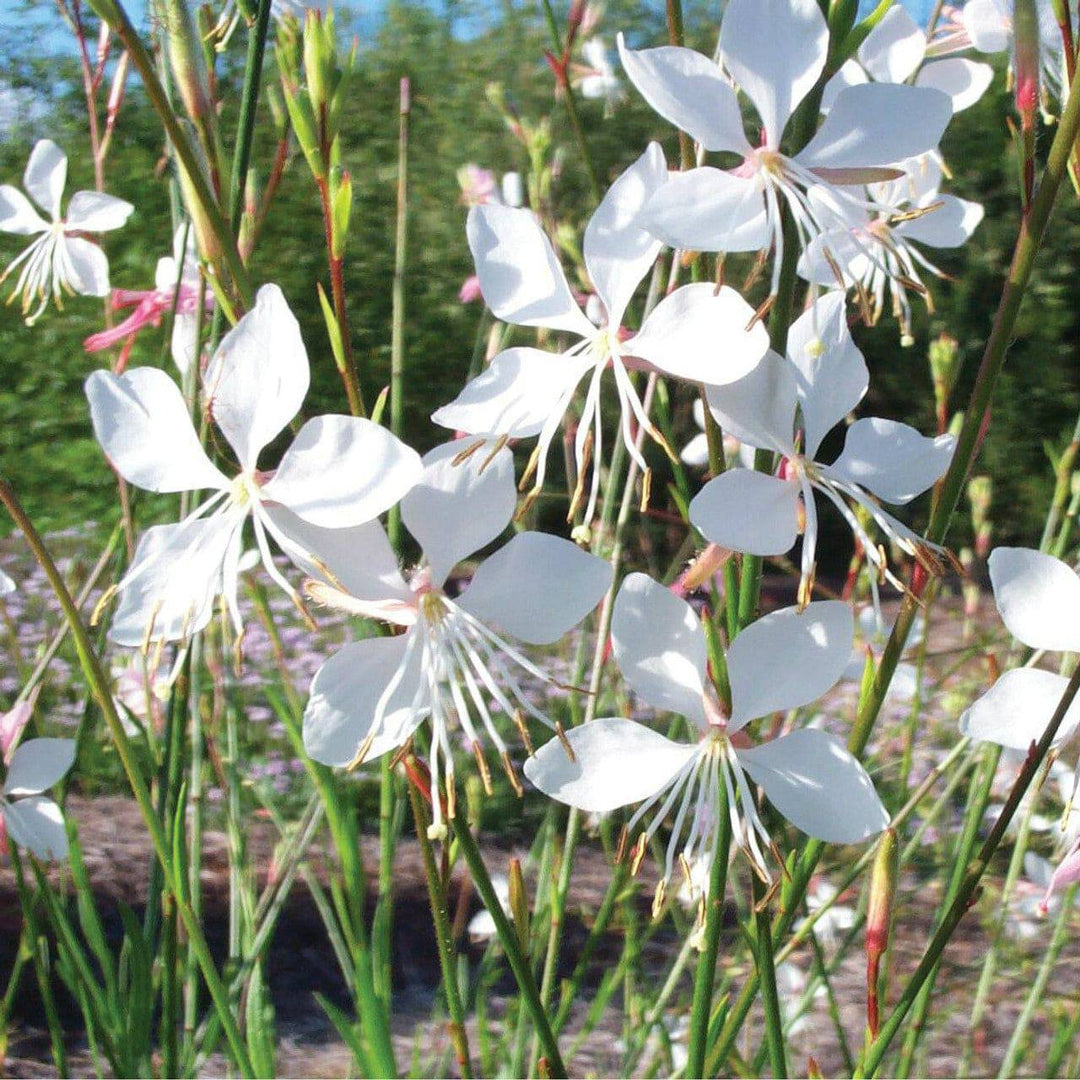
431,347,591,438
641,167,767,253
64,190,134,232
64,237,110,296
108,515,240,646
988,547,1080,653
896,194,984,248
24,140,67,220
4,739,75,797
584,142,667,326
819,59,867,115
616,35,751,154
689,469,801,558
681,431,710,468
523,716,697,813
402,442,516,586
916,58,994,112
261,416,422,528
0,185,47,235
857,5,924,83
466,204,594,337
829,417,955,504
798,84,952,170
701,348,798,454
85,368,229,494
611,572,708,726
726,601,853,731
264,505,411,602
628,283,769,385
737,729,888,843
304,634,427,767
787,292,868,459
962,0,1010,53
3,797,68,860
171,313,199,377
959,668,1080,750
719,0,828,146
458,532,612,645
205,283,309,470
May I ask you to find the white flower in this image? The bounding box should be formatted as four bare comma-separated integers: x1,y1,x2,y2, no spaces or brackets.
823,5,993,116
962,0,1066,102
577,37,624,109
0,139,133,324
960,547,1080,751
85,284,423,646
434,143,769,525
799,154,984,339
617,0,953,293
299,443,613,838
689,293,955,605
524,574,888,886
680,397,756,470
468,872,511,939
0,700,74,861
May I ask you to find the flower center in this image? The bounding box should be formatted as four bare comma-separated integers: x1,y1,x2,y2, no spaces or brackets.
229,472,260,510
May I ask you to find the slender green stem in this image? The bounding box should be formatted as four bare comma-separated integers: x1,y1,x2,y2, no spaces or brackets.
228,0,273,236
686,787,732,1079
753,876,788,1079
407,780,473,1079
453,814,567,1077
388,77,410,549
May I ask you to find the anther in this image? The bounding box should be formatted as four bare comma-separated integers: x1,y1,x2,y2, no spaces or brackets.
512,709,535,756
651,878,667,919
451,438,487,467
346,730,377,772
518,446,541,491
615,824,629,865
639,467,652,514
479,434,511,473
501,750,523,797
473,740,494,796
91,584,118,627
630,833,648,876
555,720,577,763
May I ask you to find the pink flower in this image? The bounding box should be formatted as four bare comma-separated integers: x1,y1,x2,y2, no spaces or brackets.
458,274,483,303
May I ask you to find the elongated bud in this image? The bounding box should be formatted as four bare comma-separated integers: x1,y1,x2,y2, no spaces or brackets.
866,828,899,1040
928,332,959,430
303,9,332,118
1014,0,1041,127
330,167,352,259
967,476,993,559
508,858,530,951
160,0,215,129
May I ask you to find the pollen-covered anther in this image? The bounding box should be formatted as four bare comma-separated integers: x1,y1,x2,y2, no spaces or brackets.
511,708,535,756
630,832,649,876
615,823,629,864
639,467,652,513
555,720,577,763
473,739,494,796
347,730,378,773
91,584,119,627
451,438,487,467
651,877,667,919
501,750,524,797
479,434,511,473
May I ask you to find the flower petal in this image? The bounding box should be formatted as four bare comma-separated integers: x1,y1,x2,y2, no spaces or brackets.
431,347,592,439
3,797,67,860
466,204,594,337
736,728,888,843
523,716,697,813
402,442,517,586
264,505,411,602
987,547,1080,653
959,668,1080,750
857,5,924,83
108,515,240,647
584,142,667,326
85,368,229,493
261,415,422,528
457,532,612,645
615,35,751,154
829,417,954,504
641,167,767,253
962,0,1010,53
628,283,769,386
916,58,993,112
63,237,110,296
819,59,867,115
690,469,801,558
304,634,427,767
726,601,852,731
64,190,134,232
611,572,708,726
24,140,67,220
205,283,309,470
896,194,984,248
787,292,868,459
701,348,798,454
798,84,952,170
0,185,47,235
4,739,75,797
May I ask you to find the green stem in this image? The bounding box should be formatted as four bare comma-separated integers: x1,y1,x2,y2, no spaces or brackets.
753,876,788,1079
388,77,410,549
406,780,473,1079
453,814,567,1077
228,0,273,236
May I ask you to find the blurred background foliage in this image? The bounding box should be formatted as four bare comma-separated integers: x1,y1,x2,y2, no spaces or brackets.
0,0,1077,577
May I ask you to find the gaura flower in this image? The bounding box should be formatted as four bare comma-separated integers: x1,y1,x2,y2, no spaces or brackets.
525,574,888,892
85,284,422,647
799,154,984,340
84,223,213,372
960,547,1080,751
823,5,993,115
688,293,955,605
299,442,613,838
617,0,953,292
0,139,133,324
0,699,74,860
434,143,769,526
680,397,755,471
576,37,624,109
